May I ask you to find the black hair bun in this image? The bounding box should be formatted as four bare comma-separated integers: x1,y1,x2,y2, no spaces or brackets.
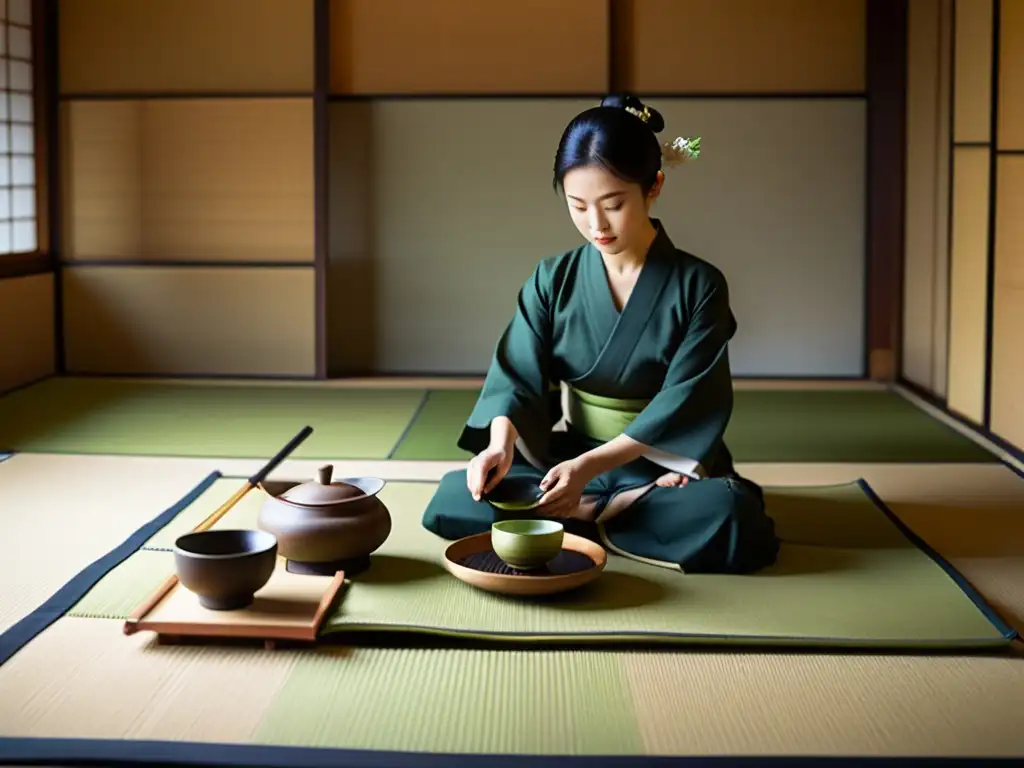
600,93,665,134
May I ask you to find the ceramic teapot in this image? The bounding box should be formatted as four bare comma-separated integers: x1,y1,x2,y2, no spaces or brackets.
257,464,391,575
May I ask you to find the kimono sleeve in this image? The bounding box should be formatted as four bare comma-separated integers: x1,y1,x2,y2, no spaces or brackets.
622,271,736,470
458,261,557,457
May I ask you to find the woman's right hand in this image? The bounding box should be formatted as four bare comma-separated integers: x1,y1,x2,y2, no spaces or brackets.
467,446,512,501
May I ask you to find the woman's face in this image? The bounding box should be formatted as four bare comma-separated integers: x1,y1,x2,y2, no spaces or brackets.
562,164,662,256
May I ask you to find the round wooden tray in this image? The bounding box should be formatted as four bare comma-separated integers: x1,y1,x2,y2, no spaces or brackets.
442,531,607,596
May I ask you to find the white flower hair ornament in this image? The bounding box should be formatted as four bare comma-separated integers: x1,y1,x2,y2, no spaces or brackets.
617,103,702,168
661,136,701,168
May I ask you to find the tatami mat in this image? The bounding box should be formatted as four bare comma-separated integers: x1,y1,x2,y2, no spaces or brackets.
0,617,1021,757
393,387,998,462
0,450,1022,761
0,376,999,463
0,453,219,634
65,475,1015,650
750,463,1024,635
617,651,1024,757
0,617,298,744
0,377,424,459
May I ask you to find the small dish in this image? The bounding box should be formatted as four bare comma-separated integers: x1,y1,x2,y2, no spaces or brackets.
442,531,606,597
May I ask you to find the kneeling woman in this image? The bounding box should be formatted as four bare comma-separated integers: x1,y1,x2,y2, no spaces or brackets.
421,95,780,574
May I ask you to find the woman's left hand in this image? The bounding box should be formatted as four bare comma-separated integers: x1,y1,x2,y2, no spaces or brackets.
536,459,591,518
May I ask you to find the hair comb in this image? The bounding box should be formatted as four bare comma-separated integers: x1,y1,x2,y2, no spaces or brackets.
624,105,651,123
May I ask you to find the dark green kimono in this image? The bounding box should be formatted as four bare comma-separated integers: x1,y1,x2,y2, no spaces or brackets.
421,222,779,574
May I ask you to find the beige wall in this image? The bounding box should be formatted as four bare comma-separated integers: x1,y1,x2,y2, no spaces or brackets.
946,0,994,424
329,0,608,94
329,0,864,96
57,98,317,376
903,0,952,396
58,0,318,376
617,0,864,94
991,0,1024,451
903,0,1024,452
330,98,866,376
947,144,990,423
56,0,869,379
326,1,869,375
0,275,55,394
62,99,315,263
991,155,1024,450
59,0,314,94
61,266,316,377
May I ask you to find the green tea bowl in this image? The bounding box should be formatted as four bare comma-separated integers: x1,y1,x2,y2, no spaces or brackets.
491,519,564,571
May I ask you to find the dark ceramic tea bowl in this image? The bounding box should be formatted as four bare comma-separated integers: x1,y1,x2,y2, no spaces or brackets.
484,476,545,511
173,529,278,611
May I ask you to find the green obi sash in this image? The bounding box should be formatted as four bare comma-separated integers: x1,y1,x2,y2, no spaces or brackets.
565,385,650,442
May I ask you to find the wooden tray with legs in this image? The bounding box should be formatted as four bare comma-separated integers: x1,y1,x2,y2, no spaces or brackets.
123,560,346,649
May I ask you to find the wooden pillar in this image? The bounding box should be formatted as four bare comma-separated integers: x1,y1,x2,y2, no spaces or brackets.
866,0,909,379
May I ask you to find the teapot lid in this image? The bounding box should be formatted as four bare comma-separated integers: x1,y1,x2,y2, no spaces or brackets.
279,464,366,506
